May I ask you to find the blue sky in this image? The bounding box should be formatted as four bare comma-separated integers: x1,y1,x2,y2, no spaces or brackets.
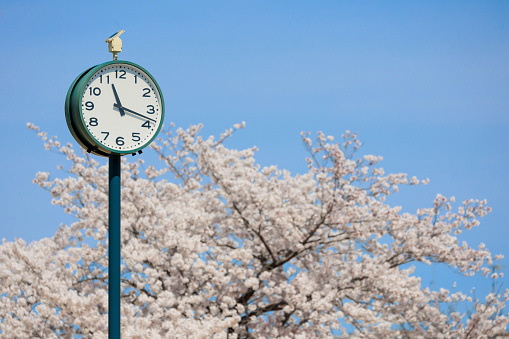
1,1,508,300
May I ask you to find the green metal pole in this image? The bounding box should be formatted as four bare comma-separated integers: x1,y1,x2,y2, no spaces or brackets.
109,154,121,339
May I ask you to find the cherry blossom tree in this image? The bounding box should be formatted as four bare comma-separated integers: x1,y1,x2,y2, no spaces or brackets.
0,123,507,338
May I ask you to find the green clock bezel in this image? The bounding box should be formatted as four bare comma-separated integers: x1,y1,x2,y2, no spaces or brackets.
66,66,109,157
67,60,165,156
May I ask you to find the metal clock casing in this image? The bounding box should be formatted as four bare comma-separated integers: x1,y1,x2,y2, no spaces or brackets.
65,60,165,157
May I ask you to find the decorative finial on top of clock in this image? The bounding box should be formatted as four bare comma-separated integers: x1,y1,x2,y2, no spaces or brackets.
105,30,125,60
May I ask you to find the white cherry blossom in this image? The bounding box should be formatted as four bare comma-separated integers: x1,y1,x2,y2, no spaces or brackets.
0,123,506,338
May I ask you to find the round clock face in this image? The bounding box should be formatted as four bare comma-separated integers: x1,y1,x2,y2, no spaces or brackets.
75,62,164,154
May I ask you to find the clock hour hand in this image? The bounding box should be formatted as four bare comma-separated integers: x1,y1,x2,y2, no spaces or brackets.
111,84,125,117
113,103,157,123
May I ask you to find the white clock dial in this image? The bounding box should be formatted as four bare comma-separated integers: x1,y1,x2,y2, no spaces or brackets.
79,63,163,153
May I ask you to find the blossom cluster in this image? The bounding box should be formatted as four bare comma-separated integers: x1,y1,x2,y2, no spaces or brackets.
0,123,506,338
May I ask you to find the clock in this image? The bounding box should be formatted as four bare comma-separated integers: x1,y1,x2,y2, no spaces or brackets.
65,60,164,157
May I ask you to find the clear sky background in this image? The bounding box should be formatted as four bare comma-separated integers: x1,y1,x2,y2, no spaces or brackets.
1,1,508,302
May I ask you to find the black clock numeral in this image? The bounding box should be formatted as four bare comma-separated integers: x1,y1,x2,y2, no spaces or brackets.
115,70,126,79
100,75,110,84
141,121,151,129
134,74,137,84
89,117,98,126
147,105,155,114
116,136,125,146
85,101,94,110
142,88,151,97
101,132,109,140
89,87,101,96
132,132,141,142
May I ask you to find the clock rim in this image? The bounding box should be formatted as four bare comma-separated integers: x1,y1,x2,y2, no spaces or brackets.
65,66,109,157
69,60,165,155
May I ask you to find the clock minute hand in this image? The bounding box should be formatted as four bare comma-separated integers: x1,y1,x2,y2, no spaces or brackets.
113,103,157,123
111,84,125,117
